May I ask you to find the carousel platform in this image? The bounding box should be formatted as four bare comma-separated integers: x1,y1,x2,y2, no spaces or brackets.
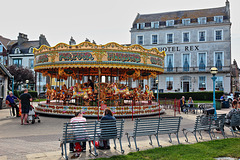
35,100,165,118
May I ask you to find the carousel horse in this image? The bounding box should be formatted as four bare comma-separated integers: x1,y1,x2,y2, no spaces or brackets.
111,83,129,96
143,85,154,102
60,84,69,103
45,83,52,100
56,87,61,100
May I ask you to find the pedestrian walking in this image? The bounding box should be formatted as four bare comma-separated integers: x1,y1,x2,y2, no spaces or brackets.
19,89,32,125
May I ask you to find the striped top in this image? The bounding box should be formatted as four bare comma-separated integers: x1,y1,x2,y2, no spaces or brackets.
70,117,86,123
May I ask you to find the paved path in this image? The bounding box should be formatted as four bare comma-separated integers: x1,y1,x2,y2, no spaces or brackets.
0,103,236,160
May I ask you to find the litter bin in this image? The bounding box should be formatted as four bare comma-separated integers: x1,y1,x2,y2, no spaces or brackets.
0,97,3,109
222,100,230,108
216,99,221,110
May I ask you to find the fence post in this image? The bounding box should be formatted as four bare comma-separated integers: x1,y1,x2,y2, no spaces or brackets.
132,99,134,121
178,100,181,113
174,98,176,117
165,97,166,106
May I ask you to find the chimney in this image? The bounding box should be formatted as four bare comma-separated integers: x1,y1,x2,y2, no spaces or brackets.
39,34,47,46
226,0,230,20
18,33,28,45
69,36,76,45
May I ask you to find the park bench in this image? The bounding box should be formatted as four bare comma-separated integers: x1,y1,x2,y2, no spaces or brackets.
183,115,213,142
97,119,125,153
210,114,226,139
126,116,182,151
157,116,182,147
61,120,98,159
61,119,125,159
184,103,213,114
225,113,240,137
126,118,160,151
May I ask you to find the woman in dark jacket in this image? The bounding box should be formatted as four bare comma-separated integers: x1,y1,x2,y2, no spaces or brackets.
97,108,116,150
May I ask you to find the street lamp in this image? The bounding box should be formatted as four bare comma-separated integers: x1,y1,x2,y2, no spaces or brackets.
26,80,29,89
156,78,159,104
210,67,218,116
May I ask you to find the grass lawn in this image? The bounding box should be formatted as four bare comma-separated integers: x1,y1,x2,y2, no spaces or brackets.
96,138,240,160
33,98,46,102
194,100,213,103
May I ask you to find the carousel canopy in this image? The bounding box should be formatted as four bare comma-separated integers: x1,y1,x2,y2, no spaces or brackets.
33,42,165,80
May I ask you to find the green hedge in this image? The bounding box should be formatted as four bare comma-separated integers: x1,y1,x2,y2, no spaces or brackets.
154,91,224,101
11,90,38,99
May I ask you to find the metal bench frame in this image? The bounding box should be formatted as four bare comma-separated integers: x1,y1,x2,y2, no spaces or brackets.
156,116,182,147
225,113,240,137
210,114,226,139
61,119,125,159
61,120,98,159
97,119,125,154
183,115,213,142
126,118,160,151
126,117,182,151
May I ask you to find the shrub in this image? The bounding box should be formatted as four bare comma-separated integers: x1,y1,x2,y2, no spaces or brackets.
154,91,224,101
18,90,38,98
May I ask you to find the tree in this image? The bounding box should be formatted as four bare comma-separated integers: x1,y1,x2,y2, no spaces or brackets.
7,65,35,89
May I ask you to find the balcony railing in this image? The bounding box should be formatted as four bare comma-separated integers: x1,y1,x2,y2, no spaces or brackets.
164,66,230,73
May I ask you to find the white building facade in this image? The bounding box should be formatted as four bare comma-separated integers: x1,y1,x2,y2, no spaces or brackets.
130,1,231,93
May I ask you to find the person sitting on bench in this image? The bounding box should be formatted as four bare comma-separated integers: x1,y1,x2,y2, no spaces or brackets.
6,91,20,117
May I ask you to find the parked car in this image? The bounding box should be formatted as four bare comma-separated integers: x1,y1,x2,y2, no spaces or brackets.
234,91,240,99
39,92,46,98
226,94,233,103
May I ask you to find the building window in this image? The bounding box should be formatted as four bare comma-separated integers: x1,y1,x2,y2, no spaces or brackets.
137,23,145,29
214,16,223,23
166,20,174,27
29,59,34,69
199,76,206,90
151,21,159,28
182,18,191,25
0,43,3,52
198,53,206,71
183,54,190,71
152,35,158,44
216,76,223,91
215,52,223,71
183,32,190,42
151,78,157,90
167,33,173,43
166,54,173,72
215,30,223,41
29,47,34,53
199,31,206,42
14,48,21,54
198,17,207,24
137,36,144,45
166,77,173,90
13,59,22,67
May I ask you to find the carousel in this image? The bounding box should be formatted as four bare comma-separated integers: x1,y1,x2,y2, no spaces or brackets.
33,42,165,117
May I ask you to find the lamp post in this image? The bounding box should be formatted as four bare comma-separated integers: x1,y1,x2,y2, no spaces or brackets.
26,80,29,89
156,78,159,104
210,67,218,116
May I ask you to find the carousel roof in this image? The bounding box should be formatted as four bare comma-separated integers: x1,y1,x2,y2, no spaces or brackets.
33,42,165,79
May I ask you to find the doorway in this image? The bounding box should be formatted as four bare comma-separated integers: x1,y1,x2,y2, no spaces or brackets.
183,82,189,92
